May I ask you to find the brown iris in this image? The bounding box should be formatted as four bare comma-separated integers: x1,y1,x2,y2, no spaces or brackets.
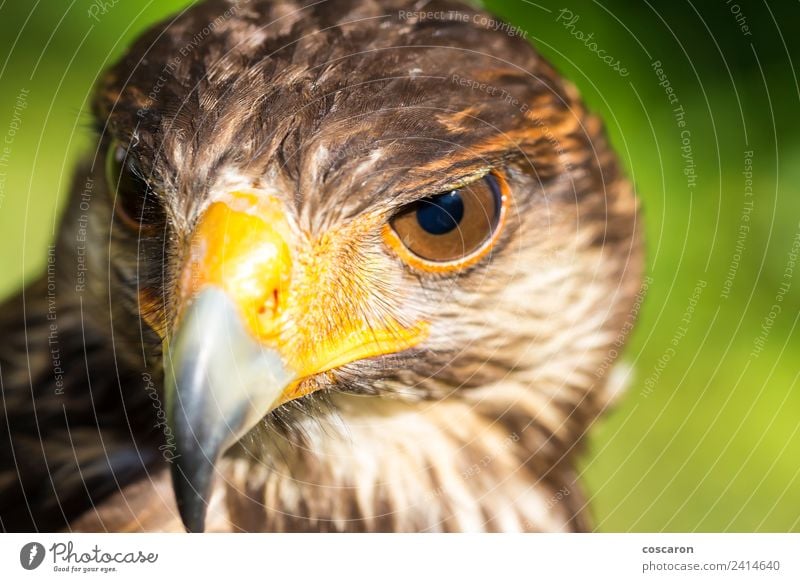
105,141,165,233
385,172,507,269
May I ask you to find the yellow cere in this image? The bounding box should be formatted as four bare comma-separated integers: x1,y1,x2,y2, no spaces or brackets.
179,190,428,402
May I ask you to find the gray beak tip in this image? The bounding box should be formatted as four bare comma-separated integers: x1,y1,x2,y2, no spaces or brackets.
172,462,212,533
164,288,295,533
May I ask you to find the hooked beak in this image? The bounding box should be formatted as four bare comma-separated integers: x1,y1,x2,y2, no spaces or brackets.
162,191,426,533
164,288,294,533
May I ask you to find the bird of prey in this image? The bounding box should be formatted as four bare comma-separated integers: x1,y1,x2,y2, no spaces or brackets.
0,0,642,532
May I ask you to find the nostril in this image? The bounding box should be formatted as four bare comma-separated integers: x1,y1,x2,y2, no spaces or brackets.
271,289,280,317
257,289,280,317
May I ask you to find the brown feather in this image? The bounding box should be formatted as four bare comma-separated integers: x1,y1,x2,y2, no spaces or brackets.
1,0,643,532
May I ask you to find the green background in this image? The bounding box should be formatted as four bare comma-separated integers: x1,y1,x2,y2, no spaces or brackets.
0,0,797,531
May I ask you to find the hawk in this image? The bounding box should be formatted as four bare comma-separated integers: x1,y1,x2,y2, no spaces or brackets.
0,0,642,532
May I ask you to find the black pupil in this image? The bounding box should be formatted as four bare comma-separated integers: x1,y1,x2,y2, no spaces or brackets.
416,191,464,235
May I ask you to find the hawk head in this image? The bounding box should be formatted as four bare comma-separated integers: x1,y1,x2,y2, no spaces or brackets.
84,0,641,531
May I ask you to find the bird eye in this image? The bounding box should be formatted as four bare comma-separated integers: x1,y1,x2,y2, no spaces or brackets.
384,172,508,270
105,141,165,233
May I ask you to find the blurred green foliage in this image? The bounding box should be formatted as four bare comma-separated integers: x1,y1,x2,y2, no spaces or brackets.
0,0,797,531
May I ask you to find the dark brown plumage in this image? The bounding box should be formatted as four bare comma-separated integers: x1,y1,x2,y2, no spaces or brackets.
0,0,642,532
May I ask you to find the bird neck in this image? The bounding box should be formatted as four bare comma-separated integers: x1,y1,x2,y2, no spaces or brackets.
221,390,591,532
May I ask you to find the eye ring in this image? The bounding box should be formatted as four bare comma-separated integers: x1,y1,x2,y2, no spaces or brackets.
382,170,509,272
105,140,165,234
